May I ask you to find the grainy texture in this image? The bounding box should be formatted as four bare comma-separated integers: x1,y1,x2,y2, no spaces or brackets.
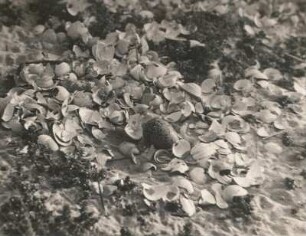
142,117,179,149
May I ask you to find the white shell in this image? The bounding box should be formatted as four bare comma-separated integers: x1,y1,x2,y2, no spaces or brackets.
37,134,59,152
189,167,207,185
54,86,70,101
172,139,191,158
222,185,248,203
178,82,202,98
173,177,194,194
180,195,196,216
162,158,189,174
199,189,216,205
55,62,71,77
191,143,218,161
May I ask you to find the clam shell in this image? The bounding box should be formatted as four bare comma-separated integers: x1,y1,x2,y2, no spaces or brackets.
145,62,167,79
92,41,115,62
191,143,218,161
173,177,194,194
130,64,147,81
178,82,202,99
37,134,59,152
233,79,253,92
199,189,216,206
162,158,189,174
245,68,268,80
54,86,70,101
201,78,216,94
156,71,181,88
153,149,172,163
180,195,196,216
55,62,71,77
172,139,191,158
124,114,143,140
118,141,140,164
222,185,248,203
189,167,207,185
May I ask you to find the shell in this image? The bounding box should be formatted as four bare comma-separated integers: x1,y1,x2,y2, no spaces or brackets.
172,139,191,158
180,195,196,216
190,143,218,161
54,86,70,101
173,177,194,194
189,167,207,185
73,91,94,108
37,135,59,152
162,158,189,174
55,62,71,77
233,79,253,92
222,185,248,203
199,189,216,206
153,149,172,163
124,114,143,140
145,62,167,79
118,142,140,164
178,82,202,99
201,78,216,94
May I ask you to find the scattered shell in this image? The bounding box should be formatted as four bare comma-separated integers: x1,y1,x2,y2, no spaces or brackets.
33,25,45,35
92,41,115,62
37,135,59,152
199,189,216,206
180,195,196,216
256,109,278,123
222,185,248,202
141,162,157,172
222,115,250,133
54,86,70,101
233,79,253,92
191,143,218,161
245,68,268,80
208,161,232,184
164,111,182,123
189,167,207,185
181,101,195,117
162,158,189,174
153,149,172,163
178,82,202,99
95,152,112,170
73,91,94,108
157,71,181,88
145,62,167,79
130,64,147,81
211,183,228,209
66,21,88,39
264,142,283,154
52,123,73,147
173,177,194,194
201,79,216,94
118,141,140,164
142,183,180,201
1,102,15,122
125,114,143,140
257,127,270,137
225,132,241,146
55,62,71,77
172,139,191,158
